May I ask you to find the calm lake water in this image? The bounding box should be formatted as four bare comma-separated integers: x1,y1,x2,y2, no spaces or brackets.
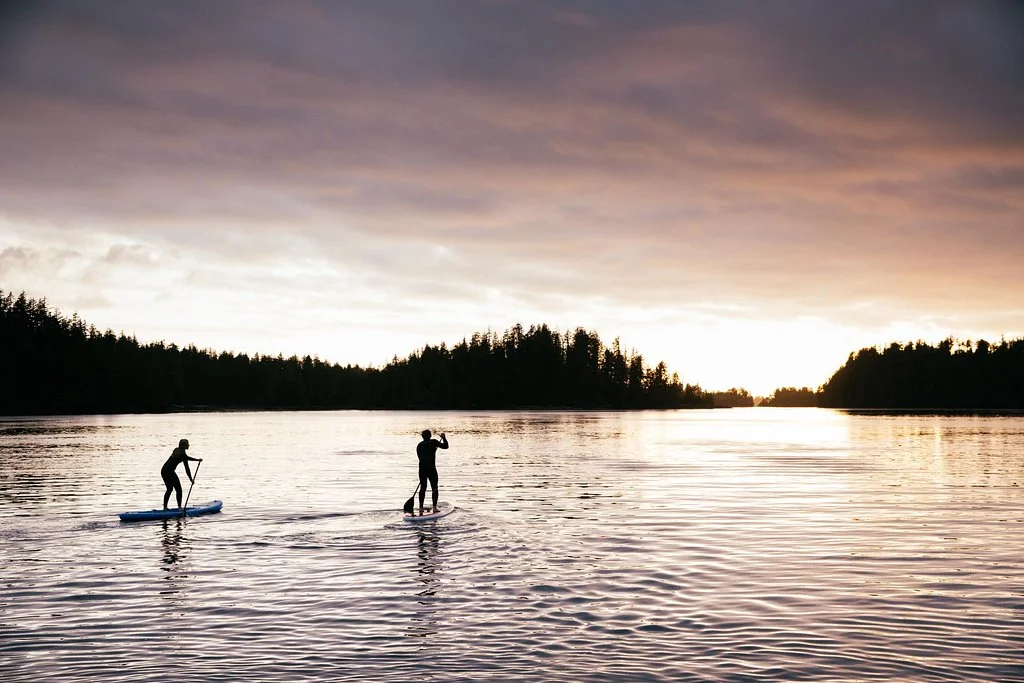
1,409,1022,682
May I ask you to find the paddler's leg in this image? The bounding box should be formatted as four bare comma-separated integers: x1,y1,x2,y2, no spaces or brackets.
418,468,428,514
171,474,183,508
429,469,439,512
162,470,178,509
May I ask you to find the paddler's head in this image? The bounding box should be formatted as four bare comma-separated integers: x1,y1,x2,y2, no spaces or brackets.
179,438,190,449
421,429,431,440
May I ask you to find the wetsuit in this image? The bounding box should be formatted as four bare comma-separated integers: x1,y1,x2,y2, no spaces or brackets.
417,435,448,509
161,448,193,508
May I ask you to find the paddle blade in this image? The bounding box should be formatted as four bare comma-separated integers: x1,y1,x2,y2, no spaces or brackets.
403,495,415,514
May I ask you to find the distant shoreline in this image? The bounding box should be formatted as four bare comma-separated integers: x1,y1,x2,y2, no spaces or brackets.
838,408,1024,417
1,404,728,419
7,402,1024,421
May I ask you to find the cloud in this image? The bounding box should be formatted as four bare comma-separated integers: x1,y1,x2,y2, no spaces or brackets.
1,1,1022,388
0,246,37,276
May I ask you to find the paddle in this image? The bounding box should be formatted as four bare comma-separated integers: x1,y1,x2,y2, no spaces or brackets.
181,460,201,517
403,482,419,514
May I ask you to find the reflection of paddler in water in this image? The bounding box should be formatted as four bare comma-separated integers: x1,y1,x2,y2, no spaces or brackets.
159,518,190,602
416,430,448,515
407,528,443,638
161,517,184,567
162,438,202,510
415,528,443,598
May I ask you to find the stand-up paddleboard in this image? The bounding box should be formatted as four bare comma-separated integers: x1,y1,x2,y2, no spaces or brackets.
119,500,223,522
403,502,455,522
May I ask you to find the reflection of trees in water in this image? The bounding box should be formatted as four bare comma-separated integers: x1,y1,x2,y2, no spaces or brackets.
0,470,90,509
407,528,444,639
0,417,126,510
0,423,108,437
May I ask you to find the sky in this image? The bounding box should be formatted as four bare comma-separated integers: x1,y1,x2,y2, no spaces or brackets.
1,1,1022,396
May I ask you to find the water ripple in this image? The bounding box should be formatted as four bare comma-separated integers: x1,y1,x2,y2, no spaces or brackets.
1,410,1023,681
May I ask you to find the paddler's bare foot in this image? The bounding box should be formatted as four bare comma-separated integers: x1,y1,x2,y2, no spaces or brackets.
431,508,439,513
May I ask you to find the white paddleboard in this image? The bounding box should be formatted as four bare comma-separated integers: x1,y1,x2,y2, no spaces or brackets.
403,502,455,522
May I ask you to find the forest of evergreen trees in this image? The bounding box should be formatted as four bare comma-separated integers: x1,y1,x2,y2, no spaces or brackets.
0,290,711,415
818,339,1024,409
7,289,1022,414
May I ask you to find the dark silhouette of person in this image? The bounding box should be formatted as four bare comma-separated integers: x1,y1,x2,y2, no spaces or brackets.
416,430,448,514
162,438,202,510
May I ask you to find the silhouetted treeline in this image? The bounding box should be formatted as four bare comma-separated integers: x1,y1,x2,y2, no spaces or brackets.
711,388,754,408
819,339,1024,409
0,290,710,415
760,387,817,407
379,325,709,409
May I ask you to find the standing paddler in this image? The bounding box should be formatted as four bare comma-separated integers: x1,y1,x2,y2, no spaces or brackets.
162,438,203,510
416,430,448,514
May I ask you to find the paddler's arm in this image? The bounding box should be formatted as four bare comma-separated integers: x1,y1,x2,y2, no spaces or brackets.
184,459,194,482
438,433,448,449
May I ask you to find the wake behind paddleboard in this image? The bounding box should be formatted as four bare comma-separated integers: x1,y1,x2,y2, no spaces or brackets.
119,500,223,522
403,502,455,522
